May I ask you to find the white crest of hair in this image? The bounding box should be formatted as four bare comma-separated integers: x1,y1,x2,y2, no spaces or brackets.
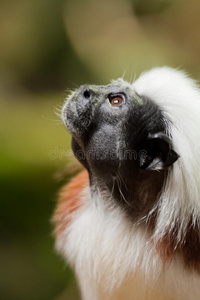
133,67,200,243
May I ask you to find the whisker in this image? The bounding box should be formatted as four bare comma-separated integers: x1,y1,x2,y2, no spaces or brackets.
67,81,79,89
117,170,128,191
54,111,62,118
116,177,133,208
132,71,137,84
130,70,133,84
41,114,63,125
110,177,115,201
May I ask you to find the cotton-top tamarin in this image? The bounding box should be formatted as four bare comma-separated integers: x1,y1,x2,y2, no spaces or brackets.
53,67,200,300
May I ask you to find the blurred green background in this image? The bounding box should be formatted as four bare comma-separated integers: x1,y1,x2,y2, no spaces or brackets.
1,0,200,299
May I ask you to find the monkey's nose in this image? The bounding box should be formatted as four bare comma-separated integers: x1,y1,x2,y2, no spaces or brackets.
75,86,93,125
78,85,95,101
83,89,93,100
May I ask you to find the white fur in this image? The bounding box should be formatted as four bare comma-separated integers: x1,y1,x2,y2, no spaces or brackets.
133,67,200,241
56,189,200,300
56,67,200,299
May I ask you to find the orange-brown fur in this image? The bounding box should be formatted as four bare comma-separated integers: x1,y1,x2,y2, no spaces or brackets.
156,219,200,271
53,170,89,236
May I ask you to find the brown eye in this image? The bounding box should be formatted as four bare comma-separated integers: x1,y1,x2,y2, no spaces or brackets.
109,95,124,107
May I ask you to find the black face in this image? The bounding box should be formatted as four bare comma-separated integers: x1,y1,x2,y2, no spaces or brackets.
62,80,179,219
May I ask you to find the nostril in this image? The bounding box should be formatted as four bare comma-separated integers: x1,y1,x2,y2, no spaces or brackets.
83,89,91,99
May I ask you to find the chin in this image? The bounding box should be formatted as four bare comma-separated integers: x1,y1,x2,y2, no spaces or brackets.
53,67,200,300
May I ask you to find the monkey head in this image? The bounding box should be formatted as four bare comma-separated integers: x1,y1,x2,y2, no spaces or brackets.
61,76,179,218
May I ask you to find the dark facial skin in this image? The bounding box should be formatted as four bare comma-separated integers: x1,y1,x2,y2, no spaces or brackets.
62,80,179,221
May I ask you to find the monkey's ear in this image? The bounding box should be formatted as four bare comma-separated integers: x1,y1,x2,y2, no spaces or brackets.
139,132,179,170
